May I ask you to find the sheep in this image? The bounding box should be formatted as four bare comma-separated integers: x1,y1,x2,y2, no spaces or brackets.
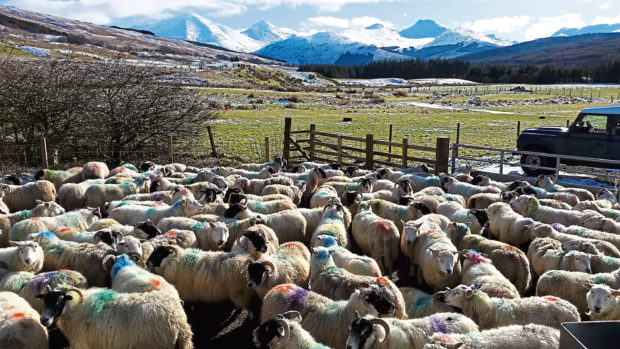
346,165,375,177
244,241,311,299
354,179,414,204
423,324,560,349
281,167,327,196
445,222,471,250
0,190,8,214
228,166,275,180
37,286,192,349
236,196,297,215
367,199,430,231
410,186,447,198
352,202,400,274
436,202,489,235
310,185,339,208
441,176,501,199
538,198,572,210
260,283,397,349
82,161,109,179
145,245,257,308
346,312,478,349
310,202,350,247
534,175,595,201
397,174,441,191
438,284,579,330
459,234,531,295
239,156,285,172
108,198,203,226
106,254,178,297
596,188,619,206
261,183,306,204
108,163,140,177
583,282,620,320
399,287,455,318
536,267,620,315
0,291,48,349
83,176,151,211
0,180,56,212
401,220,443,269
232,224,280,260
156,217,229,250
253,311,330,349
309,248,406,318
123,191,175,205
470,175,509,191
56,180,104,211
323,178,376,198
317,235,381,277
486,202,535,247
298,205,352,235
452,164,473,182
9,208,101,242
0,200,66,247
527,238,593,278
233,176,294,195
232,209,307,245
459,250,520,299
35,167,82,190
410,226,461,291
530,224,620,258
466,192,501,209
573,201,620,220
0,240,44,273
33,232,115,287
150,230,197,249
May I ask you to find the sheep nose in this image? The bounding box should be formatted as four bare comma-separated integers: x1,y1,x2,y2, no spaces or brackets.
594,306,601,312
247,282,256,289
586,268,592,273
217,240,225,246
446,268,453,274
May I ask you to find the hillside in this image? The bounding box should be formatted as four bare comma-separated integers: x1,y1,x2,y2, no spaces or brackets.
463,33,620,67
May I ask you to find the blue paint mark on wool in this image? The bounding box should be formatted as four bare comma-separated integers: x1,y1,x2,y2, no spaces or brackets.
321,236,337,247
424,177,440,187
146,207,157,216
251,201,265,213
112,255,135,278
428,315,448,333
36,231,57,241
315,249,331,261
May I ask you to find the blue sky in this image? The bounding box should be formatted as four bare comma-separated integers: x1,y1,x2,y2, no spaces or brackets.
2,0,619,41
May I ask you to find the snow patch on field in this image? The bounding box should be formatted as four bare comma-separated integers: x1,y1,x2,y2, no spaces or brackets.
399,101,515,114
337,78,409,86
410,78,475,85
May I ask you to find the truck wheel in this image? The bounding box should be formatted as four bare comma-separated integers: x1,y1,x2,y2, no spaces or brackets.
520,147,554,176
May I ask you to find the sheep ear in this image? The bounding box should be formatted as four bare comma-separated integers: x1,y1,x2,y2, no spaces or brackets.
9,241,20,247
582,282,593,290
591,254,602,261
465,289,474,299
433,291,446,300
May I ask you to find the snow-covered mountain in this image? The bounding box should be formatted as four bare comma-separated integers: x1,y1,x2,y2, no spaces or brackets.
242,20,295,45
553,23,620,37
399,19,448,39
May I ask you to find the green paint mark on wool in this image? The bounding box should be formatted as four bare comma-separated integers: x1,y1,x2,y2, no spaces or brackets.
146,207,157,216
346,183,358,191
91,289,117,316
182,249,200,268
429,242,449,251
595,274,608,284
396,206,409,220
6,272,33,292
410,295,431,315
496,298,515,319
604,256,620,267
190,221,205,232
45,170,67,180
18,210,30,220
251,201,265,213
48,242,67,257
322,265,343,277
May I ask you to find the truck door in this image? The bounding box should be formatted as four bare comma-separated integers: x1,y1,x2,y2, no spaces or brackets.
567,114,609,160
609,116,620,161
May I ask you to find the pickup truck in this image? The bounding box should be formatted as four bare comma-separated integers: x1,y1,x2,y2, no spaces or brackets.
517,105,620,175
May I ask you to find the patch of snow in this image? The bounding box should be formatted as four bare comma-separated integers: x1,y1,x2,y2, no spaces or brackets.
17,46,51,57
137,51,151,57
410,78,475,85
337,78,409,86
399,101,515,114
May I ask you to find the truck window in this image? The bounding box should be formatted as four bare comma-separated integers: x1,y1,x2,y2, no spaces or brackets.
574,114,608,134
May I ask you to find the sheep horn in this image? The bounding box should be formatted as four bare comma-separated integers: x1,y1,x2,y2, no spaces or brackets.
369,318,390,340
42,284,52,294
282,310,302,321
261,260,275,274
167,246,178,256
241,258,253,274
127,252,141,262
64,287,84,304
101,254,117,271
357,282,371,290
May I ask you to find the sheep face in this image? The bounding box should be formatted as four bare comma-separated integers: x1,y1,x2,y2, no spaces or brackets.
355,284,396,316
317,234,337,248
397,179,414,196
566,250,592,273
224,203,247,219
93,230,123,250
246,261,274,289
145,245,176,268
346,315,388,349
323,203,345,221
37,289,75,327
238,227,268,253
35,200,66,216
252,312,301,348
311,247,333,268
211,176,228,189
206,222,229,248
359,178,374,193
600,218,620,232
500,191,518,203
509,195,535,215
467,209,490,229
118,236,143,256
534,175,555,188
584,283,620,315
401,222,421,246
134,220,162,239
431,248,458,275
9,241,41,267
530,224,554,239
180,198,204,217
561,240,599,255
438,285,472,308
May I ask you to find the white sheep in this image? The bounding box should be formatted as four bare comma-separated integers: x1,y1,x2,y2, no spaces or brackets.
466,192,501,209
238,156,285,172
0,180,56,212
298,205,352,238
310,203,350,247
231,224,279,260
123,191,175,205
310,185,339,208
436,202,489,235
583,282,620,320
441,176,501,199
527,237,594,277
534,175,595,201
260,283,397,349
573,201,620,220
530,224,620,258
37,286,192,349
470,175,509,191
486,202,535,247
317,235,381,277
9,208,100,242
0,200,65,247
157,217,229,250
366,199,431,231
83,176,151,212
0,291,48,349
346,312,478,349
352,202,400,274
253,311,330,349
412,227,461,291
424,324,560,349
108,198,203,226
107,254,179,297
510,195,602,227
459,250,520,299
438,284,579,330
0,241,44,273
399,287,455,318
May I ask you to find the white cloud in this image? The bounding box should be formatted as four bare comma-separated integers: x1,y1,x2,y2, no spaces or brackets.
461,15,530,34
599,2,612,10
350,16,393,28
592,14,620,25
303,15,392,30
524,14,585,40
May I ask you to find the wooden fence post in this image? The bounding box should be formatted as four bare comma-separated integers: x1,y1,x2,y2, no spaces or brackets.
388,124,393,162
283,117,292,164
309,124,316,161
435,137,450,175
337,135,342,164
516,121,521,137
167,135,174,164
207,126,217,158
365,134,374,170
40,137,49,169
402,138,408,168
264,137,270,162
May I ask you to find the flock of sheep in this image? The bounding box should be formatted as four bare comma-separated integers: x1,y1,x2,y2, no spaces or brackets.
0,157,619,349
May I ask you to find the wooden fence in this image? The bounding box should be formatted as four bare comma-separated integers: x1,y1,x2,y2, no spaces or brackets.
282,117,450,174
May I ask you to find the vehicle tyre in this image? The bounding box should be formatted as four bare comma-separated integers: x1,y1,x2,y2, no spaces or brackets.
520,147,555,176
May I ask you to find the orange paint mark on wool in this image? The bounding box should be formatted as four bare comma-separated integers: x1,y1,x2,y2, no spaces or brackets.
581,211,586,214
118,168,125,172
57,269,70,274
114,177,121,180
275,284,292,293
75,167,82,170
155,201,162,205
505,245,514,250
12,313,25,319
149,279,161,291
166,231,177,237
59,228,70,233
283,242,296,248
545,296,560,302
31,218,39,221
376,277,388,285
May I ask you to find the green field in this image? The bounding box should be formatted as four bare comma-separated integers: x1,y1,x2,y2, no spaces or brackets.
204,84,620,164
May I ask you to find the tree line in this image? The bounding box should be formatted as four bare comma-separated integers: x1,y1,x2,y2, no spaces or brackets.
300,59,620,83
0,57,217,166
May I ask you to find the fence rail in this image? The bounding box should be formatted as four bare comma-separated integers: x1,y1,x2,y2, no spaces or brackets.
283,117,450,173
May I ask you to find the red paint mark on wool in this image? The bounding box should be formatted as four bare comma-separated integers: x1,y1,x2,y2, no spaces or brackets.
114,177,121,180
376,277,388,285
31,218,39,221
428,229,437,233
149,279,161,291
545,296,560,302
75,167,82,170
283,243,296,248
378,220,392,231
166,231,177,237
119,168,125,172
468,253,489,264
581,210,586,213
436,333,456,345
556,200,562,203
57,269,70,274
505,245,514,250
12,313,25,319
155,201,162,205
59,228,70,233
275,284,292,293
